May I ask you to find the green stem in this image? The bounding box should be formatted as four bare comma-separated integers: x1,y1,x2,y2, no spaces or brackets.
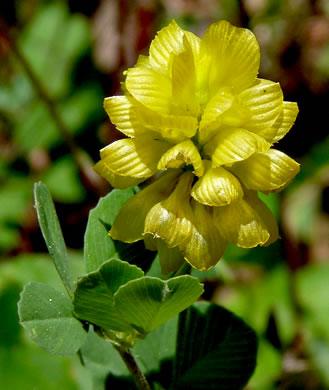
114,344,151,390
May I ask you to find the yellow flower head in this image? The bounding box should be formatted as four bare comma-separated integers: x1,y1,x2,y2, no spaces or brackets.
95,20,300,273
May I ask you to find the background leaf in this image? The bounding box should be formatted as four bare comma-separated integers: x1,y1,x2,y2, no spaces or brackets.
174,302,258,390
18,281,86,356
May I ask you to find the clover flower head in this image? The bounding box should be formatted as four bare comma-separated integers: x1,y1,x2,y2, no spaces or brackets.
95,20,300,273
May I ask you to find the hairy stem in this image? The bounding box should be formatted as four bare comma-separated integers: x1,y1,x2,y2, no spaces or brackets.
114,344,151,390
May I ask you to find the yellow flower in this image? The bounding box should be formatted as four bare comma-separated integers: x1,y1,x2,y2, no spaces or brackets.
95,20,300,273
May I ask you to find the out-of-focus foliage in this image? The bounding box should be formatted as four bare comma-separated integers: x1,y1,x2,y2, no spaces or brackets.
1,0,329,389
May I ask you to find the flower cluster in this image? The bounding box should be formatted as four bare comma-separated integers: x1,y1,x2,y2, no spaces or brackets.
95,20,300,273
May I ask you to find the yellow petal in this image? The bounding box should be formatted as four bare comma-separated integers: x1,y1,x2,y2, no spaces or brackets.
190,37,211,105
198,87,235,144
180,200,226,270
110,170,181,242
191,163,243,206
203,128,270,167
100,136,170,178
171,36,199,116
184,30,201,60
94,161,144,188
213,197,270,248
156,238,185,274
144,171,194,247
239,79,283,134
220,101,251,128
135,54,151,68
136,107,198,143
149,20,185,75
268,102,299,143
230,149,300,192
202,20,260,94
182,29,210,106
158,140,204,176
103,96,147,137
246,191,279,246
125,65,171,115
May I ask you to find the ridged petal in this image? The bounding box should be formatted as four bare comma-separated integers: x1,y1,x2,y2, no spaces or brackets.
135,54,151,68
182,29,211,106
103,96,147,137
230,149,300,192
156,238,185,274
191,164,243,206
149,20,185,75
144,172,194,247
125,66,171,115
171,36,199,116
198,87,235,144
268,102,299,143
184,30,201,59
94,161,144,188
100,137,170,178
202,20,260,94
204,128,270,167
220,101,251,128
180,200,226,270
158,140,203,176
136,108,198,143
110,170,181,242
213,197,270,248
246,191,279,246
239,79,283,133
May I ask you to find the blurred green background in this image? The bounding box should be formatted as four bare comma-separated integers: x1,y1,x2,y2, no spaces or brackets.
1,0,329,389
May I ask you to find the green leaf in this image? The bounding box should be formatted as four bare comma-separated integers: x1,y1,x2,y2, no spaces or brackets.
83,188,158,273
34,182,73,296
73,258,203,336
84,189,136,272
115,276,204,335
18,282,86,356
73,259,144,332
174,302,258,390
